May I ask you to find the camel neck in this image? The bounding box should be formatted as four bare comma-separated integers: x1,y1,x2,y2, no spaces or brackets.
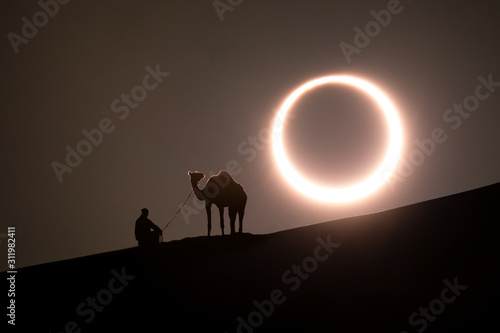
191,182,207,201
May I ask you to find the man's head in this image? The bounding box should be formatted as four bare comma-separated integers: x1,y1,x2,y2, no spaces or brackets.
141,208,149,216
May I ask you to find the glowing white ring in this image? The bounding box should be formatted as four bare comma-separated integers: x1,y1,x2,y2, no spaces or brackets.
272,75,403,203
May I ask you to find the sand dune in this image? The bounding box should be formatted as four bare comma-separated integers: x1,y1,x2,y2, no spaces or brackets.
6,182,499,332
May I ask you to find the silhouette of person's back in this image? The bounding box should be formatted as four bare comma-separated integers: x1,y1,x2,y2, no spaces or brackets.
135,208,162,247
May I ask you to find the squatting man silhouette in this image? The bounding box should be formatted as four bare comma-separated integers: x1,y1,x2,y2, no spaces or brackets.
135,208,162,247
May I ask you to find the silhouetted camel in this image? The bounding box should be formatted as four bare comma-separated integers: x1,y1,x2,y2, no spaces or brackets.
188,170,247,236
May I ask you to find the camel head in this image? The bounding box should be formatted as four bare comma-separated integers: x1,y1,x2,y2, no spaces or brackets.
188,171,205,186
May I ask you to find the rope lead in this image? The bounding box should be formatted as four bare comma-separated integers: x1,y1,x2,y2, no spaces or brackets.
162,190,194,232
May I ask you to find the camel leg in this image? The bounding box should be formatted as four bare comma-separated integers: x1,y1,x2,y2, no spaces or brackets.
218,206,225,235
229,207,237,235
238,207,245,233
205,203,212,237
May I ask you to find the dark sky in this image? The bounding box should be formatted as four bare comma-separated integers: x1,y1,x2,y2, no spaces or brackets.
2,0,499,269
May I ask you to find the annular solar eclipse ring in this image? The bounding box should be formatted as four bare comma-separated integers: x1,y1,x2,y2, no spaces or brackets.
272,75,403,203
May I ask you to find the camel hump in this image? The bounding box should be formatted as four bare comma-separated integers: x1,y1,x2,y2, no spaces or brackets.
206,170,240,188
217,170,234,183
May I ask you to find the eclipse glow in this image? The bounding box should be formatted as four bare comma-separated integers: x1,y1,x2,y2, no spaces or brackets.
272,75,403,203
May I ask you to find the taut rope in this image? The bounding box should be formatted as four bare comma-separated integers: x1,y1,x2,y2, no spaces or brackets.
162,190,194,232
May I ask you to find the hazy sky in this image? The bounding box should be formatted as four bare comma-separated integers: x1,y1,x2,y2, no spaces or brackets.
2,0,499,269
